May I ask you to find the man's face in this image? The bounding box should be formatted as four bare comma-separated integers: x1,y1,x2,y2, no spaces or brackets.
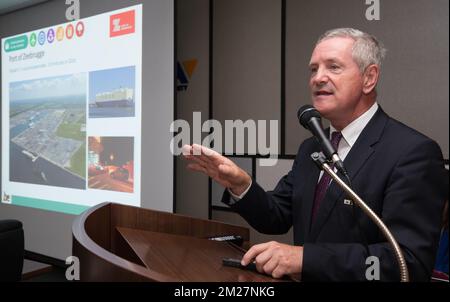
309,37,364,122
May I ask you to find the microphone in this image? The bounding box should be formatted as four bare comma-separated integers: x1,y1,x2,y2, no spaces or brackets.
297,105,348,177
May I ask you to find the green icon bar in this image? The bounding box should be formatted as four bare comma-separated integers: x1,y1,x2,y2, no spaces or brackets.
12,195,90,215
4,35,28,52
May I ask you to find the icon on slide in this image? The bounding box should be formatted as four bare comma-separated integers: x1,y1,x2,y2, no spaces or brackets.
76,21,84,37
47,28,55,43
56,27,64,41
30,33,37,47
66,24,74,40
38,31,46,45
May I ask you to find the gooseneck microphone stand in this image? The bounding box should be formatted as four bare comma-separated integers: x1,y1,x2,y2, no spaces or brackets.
311,152,410,282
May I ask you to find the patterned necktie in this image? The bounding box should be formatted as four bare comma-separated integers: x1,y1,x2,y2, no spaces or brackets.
311,131,343,223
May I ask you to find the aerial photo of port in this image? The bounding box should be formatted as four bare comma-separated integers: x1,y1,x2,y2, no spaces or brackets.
9,74,87,190
88,136,134,193
89,66,136,118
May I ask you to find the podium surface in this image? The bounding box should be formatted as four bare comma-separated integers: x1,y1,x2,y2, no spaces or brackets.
73,203,287,282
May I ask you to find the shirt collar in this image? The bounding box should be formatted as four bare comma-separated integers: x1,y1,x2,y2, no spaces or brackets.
330,102,379,147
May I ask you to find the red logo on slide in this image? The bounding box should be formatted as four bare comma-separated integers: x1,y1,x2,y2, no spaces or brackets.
110,10,135,37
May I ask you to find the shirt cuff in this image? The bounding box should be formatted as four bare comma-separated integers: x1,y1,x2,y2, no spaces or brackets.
227,179,252,201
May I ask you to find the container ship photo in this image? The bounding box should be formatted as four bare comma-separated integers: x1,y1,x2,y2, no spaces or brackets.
93,88,134,108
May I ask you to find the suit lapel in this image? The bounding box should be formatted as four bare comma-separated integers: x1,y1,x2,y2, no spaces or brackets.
308,107,389,240
299,143,322,239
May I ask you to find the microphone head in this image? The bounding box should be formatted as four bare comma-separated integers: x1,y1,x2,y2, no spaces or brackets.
297,105,321,129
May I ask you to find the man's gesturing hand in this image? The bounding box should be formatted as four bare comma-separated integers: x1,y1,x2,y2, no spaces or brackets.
182,144,252,196
241,241,303,279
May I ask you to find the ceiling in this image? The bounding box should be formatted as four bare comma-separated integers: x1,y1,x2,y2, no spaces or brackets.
0,0,49,15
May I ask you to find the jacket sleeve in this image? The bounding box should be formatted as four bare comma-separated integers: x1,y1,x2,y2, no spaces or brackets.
220,156,300,235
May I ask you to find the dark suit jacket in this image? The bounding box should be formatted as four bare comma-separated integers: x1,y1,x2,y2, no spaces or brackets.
222,107,447,281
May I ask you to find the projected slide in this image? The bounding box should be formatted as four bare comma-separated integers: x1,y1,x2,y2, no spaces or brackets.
2,5,142,214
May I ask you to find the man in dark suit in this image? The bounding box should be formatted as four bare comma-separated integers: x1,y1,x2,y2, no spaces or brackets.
183,28,447,281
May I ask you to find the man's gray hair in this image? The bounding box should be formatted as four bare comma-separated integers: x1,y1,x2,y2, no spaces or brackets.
317,28,387,73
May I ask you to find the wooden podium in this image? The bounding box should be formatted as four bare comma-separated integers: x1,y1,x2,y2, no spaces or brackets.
72,203,285,282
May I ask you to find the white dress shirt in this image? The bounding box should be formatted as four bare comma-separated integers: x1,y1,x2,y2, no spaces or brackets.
329,102,379,162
